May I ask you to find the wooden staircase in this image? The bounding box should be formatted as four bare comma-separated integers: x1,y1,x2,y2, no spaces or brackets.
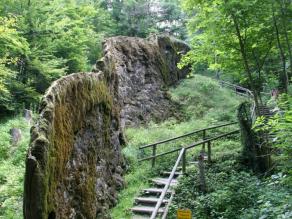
130,171,182,218
132,122,239,218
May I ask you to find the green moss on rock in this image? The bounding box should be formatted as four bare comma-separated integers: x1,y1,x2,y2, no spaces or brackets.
24,72,124,219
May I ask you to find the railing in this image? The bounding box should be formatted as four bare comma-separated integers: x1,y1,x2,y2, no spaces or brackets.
219,80,254,98
147,128,240,218
139,129,240,172
219,80,257,122
139,122,238,168
150,148,186,219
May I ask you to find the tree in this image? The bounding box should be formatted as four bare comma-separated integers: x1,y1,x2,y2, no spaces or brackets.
0,0,115,113
101,0,187,39
180,0,291,102
0,16,30,113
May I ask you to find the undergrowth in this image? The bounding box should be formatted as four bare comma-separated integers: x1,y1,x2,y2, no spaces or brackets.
168,139,292,218
0,116,31,219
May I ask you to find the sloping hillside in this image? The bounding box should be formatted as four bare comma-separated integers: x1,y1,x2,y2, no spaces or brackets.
111,74,244,218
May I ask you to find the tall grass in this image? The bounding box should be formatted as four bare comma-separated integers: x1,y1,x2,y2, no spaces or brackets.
0,117,31,219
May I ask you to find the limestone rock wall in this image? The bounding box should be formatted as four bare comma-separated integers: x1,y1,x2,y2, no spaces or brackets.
24,73,124,219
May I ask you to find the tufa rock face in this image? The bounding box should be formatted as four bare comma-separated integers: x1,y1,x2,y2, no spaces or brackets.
24,73,125,219
24,35,189,219
95,35,190,127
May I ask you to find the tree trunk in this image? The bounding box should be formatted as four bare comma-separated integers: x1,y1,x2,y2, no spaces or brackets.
279,0,292,79
273,9,289,92
231,13,261,113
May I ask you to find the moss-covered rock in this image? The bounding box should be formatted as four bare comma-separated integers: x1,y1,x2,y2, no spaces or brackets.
24,73,125,219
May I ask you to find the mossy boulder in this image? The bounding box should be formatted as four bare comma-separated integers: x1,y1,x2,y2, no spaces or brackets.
24,73,125,219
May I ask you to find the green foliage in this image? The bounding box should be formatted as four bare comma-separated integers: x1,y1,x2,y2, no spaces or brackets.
0,0,115,114
102,0,187,39
254,93,292,185
0,16,29,113
170,75,243,121
168,140,292,219
180,0,292,93
0,116,31,219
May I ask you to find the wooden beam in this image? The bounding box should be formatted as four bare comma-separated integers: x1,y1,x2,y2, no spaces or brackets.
139,129,240,162
139,122,238,149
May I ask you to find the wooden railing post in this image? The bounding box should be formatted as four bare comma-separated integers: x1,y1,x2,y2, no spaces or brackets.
198,152,207,193
207,141,211,163
182,149,186,174
202,130,206,152
152,144,157,168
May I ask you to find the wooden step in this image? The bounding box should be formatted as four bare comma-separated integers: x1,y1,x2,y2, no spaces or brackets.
161,171,182,176
151,178,178,186
135,197,169,204
131,206,164,214
143,188,171,194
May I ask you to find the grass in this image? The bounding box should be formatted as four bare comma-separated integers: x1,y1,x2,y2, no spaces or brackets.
110,74,244,218
0,116,31,219
110,162,152,219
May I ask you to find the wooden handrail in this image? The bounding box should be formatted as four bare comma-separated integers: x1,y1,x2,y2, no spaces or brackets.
219,80,257,122
219,80,254,97
139,129,240,162
150,148,186,219
139,122,238,149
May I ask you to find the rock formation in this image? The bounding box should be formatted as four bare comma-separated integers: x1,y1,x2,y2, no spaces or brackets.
95,35,190,127
24,35,189,219
23,109,33,124
24,73,125,219
10,128,22,145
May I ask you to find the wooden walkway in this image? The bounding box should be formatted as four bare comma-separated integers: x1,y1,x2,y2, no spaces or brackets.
130,122,240,218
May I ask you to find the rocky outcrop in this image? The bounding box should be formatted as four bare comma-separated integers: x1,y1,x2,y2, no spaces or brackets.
96,35,190,127
24,73,125,219
24,35,189,219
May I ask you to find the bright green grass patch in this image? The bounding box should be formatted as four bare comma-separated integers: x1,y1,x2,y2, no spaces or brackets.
0,116,31,219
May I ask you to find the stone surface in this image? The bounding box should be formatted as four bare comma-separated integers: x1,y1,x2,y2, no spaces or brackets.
23,109,33,124
96,35,190,127
24,35,189,219
24,73,125,219
10,128,22,145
